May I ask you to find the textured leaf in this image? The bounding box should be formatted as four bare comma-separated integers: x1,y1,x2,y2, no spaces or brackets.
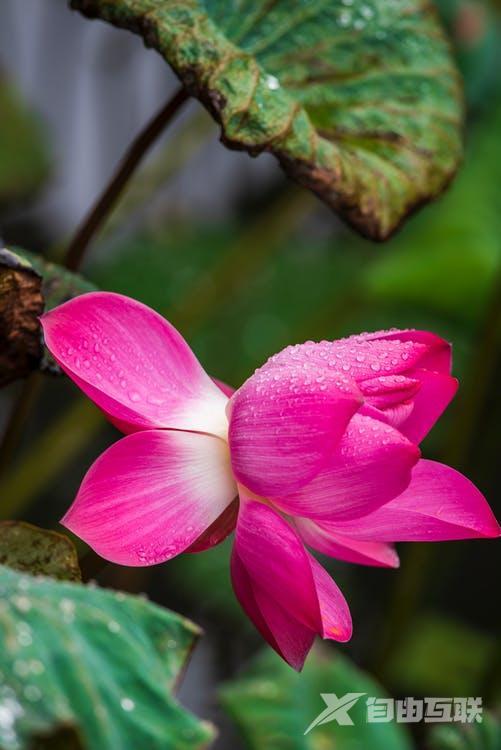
0,522,81,582
0,565,214,750
0,77,49,207
362,101,501,322
72,0,463,239
220,646,412,750
0,248,44,387
0,247,95,386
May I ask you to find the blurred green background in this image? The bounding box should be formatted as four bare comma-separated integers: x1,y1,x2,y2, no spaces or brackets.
0,1,499,748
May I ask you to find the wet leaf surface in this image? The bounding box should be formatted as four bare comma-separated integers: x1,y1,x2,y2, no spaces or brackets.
220,646,412,749
0,565,214,750
72,0,463,239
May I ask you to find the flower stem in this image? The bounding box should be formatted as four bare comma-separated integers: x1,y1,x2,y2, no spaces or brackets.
1,187,314,517
64,85,189,271
0,87,190,480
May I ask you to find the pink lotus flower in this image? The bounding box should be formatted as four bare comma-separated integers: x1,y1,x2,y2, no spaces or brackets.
41,292,500,670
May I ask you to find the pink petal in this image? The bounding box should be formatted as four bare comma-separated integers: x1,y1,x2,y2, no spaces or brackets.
234,499,321,631
294,517,399,568
187,499,238,552
360,374,421,412
212,377,235,398
234,499,353,645
273,414,420,521
265,335,442,383
308,556,353,641
228,364,362,496
231,548,315,671
360,370,457,443
343,329,452,374
41,292,229,437
332,460,501,542
395,369,458,443
61,429,237,565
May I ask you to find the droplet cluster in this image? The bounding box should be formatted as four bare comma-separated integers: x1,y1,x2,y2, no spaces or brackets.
0,566,201,748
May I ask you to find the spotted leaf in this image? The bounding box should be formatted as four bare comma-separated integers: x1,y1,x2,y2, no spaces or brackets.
72,0,463,239
0,565,214,750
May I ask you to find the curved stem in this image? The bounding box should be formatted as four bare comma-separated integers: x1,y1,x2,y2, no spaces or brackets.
64,85,189,271
1,187,314,516
0,87,190,479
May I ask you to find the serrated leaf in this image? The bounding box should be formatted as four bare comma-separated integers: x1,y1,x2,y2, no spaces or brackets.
0,77,49,207
220,646,412,750
72,0,463,239
0,247,95,386
0,565,215,750
0,522,81,582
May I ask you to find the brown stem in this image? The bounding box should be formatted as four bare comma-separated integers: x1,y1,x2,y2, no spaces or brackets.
64,85,189,271
0,87,190,478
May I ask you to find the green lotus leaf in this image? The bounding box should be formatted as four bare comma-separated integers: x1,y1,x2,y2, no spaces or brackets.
72,0,463,239
0,564,214,750
220,646,412,749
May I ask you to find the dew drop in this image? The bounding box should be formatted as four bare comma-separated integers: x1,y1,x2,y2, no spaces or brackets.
120,697,135,712
13,660,30,677
12,596,31,613
338,9,352,26
265,74,280,90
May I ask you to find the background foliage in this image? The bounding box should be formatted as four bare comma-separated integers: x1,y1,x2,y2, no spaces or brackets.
0,0,499,748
